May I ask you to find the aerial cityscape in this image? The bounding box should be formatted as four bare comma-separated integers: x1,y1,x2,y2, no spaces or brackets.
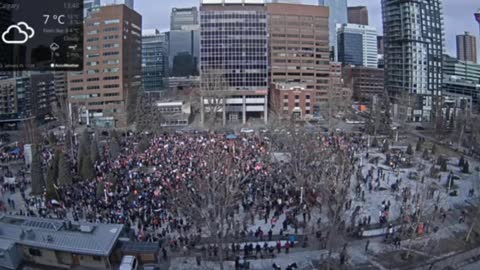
0,0,480,269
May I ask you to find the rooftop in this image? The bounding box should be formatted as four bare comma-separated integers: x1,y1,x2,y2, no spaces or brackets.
0,215,124,256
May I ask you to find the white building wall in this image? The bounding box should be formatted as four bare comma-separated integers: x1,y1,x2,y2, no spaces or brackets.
339,24,378,68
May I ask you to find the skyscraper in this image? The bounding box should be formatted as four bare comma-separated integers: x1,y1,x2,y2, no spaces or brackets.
167,29,200,77
267,2,330,119
318,0,347,59
456,32,477,63
382,0,444,122
200,0,269,125
337,24,378,68
348,6,368,26
171,7,199,31
68,5,142,128
142,29,168,94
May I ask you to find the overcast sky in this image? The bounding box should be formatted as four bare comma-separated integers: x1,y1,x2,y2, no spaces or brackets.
136,0,480,57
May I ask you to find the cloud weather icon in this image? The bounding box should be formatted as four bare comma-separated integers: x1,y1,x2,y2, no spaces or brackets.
2,22,35,44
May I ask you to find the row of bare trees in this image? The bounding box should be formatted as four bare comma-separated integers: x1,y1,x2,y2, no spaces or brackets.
162,119,356,269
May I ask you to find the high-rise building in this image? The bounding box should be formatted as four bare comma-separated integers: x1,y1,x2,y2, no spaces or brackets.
457,32,477,63
377,36,385,68
167,28,200,77
318,0,347,59
382,0,444,122
337,24,378,68
68,5,142,128
200,0,269,125
348,6,368,26
171,7,199,31
142,29,168,95
267,3,330,119
377,36,384,55
0,73,56,128
102,0,134,9
337,24,376,68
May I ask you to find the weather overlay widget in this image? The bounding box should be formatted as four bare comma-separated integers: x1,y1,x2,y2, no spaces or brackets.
0,0,83,71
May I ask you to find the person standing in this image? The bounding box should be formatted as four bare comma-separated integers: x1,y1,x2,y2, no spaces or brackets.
162,247,167,261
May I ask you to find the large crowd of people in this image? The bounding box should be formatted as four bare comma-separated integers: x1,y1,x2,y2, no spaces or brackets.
2,127,460,267
1,131,367,248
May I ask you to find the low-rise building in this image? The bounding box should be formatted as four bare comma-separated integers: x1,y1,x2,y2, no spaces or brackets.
343,65,385,101
443,55,480,112
155,100,192,127
270,83,315,121
443,77,480,112
0,215,124,270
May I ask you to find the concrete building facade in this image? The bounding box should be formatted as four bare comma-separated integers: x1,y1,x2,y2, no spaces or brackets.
337,23,378,68
200,0,269,125
343,66,385,102
267,2,330,118
443,55,480,112
348,6,368,26
456,32,477,63
68,5,142,128
382,0,444,122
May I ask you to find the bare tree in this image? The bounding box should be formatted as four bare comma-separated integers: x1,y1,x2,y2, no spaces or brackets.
163,142,247,270
398,183,439,261
135,92,167,135
366,91,392,137
200,69,230,128
21,118,41,145
269,126,355,268
51,93,76,158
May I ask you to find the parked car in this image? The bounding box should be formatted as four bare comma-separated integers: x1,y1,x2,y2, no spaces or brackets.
119,256,138,270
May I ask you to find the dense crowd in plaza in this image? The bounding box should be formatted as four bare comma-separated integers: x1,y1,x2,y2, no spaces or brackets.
1,128,476,267
1,132,363,242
